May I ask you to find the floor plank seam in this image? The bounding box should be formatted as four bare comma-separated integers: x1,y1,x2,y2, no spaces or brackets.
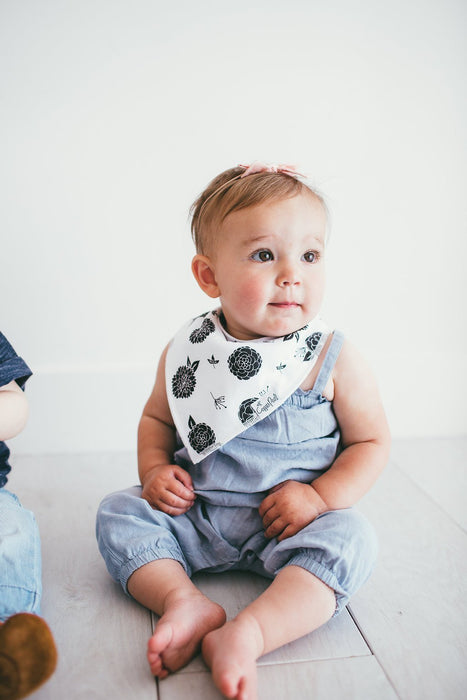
368,654,402,700
346,606,374,655
258,654,372,668
170,654,390,675
347,608,403,699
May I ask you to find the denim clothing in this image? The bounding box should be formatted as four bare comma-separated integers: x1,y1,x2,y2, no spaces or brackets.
0,332,40,620
0,489,42,621
0,331,32,487
96,331,378,614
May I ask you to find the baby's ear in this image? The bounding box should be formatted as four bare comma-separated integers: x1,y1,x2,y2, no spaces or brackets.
191,255,220,298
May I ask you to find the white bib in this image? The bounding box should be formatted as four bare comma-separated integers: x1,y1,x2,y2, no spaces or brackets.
166,309,329,463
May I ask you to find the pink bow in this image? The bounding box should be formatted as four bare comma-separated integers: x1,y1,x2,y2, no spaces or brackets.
239,161,305,178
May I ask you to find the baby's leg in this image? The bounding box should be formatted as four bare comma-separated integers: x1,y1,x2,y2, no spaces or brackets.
128,559,226,678
202,565,335,700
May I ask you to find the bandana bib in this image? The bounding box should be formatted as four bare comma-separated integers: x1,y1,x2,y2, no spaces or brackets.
166,309,330,463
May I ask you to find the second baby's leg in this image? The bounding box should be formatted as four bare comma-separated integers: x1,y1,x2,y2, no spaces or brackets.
127,559,226,678
202,565,335,700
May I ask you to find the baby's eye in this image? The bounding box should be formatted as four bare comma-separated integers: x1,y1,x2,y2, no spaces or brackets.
302,251,318,263
251,249,274,262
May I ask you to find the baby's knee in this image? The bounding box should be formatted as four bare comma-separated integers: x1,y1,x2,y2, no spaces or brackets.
277,508,378,615
96,487,143,567
96,486,142,536
316,508,378,604
95,486,188,592
337,508,378,562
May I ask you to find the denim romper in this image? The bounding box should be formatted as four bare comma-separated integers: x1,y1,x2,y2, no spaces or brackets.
96,332,377,614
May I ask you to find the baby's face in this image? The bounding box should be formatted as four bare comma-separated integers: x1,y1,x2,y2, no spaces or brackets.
210,192,327,340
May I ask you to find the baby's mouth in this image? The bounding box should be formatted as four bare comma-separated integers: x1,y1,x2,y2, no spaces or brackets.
269,302,300,308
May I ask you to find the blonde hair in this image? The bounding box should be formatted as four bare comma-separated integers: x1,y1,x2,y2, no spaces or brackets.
190,166,326,255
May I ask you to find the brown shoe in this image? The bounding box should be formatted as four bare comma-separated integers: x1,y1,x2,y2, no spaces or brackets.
0,614,57,700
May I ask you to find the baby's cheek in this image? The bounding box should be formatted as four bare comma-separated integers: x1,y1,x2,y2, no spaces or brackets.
237,280,265,306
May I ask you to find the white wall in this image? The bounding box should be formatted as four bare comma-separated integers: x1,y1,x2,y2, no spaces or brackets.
1,0,466,454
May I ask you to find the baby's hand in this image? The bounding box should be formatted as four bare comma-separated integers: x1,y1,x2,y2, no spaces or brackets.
141,464,195,516
259,480,328,541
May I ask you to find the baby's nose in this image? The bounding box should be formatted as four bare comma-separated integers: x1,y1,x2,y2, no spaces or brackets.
277,263,300,286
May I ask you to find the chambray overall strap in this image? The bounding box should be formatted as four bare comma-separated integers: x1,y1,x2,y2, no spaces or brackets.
312,330,345,395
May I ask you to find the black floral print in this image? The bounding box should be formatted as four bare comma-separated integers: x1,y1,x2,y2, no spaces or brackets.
228,347,262,380
238,397,259,424
283,324,309,342
303,332,322,361
188,416,216,453
189,318,216,344
172,357,199,398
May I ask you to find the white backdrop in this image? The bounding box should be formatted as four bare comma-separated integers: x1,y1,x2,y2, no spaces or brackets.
1,0,466,454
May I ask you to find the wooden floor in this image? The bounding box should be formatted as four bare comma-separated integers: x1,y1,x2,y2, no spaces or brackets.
7,436,467,700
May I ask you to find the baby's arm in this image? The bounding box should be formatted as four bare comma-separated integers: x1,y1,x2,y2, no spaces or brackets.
0,380,29,440
138,345,195,515
311,340,391,508
260,340,390,541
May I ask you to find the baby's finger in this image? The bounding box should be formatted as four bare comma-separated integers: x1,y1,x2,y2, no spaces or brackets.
258,494,275,517
160,489,194,512
277,524,298,542
264,516,286,539
174,466,194,491
171,478,195,502
154,498,193,516
162,504,192,516
261,506,278,530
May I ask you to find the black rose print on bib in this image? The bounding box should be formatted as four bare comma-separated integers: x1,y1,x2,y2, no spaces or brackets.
303,332,322,361
238,397,259,424
228,347,262,380
188,415,216,453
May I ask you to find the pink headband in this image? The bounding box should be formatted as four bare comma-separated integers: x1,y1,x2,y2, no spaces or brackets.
197,161,305,220
239,161,306,178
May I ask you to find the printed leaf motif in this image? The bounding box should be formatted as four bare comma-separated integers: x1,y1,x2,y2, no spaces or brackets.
211,392,226,410
283,324,309,342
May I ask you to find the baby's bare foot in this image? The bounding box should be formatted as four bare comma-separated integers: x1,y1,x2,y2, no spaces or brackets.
202,614,264,700
147,591,226,678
